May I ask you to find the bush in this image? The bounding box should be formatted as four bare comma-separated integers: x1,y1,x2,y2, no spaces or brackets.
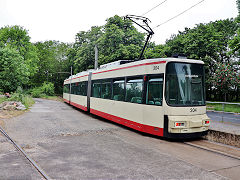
16,86,23,94
30,82,55,98
8,93,23,102
41,82,55,96
31,87,43,98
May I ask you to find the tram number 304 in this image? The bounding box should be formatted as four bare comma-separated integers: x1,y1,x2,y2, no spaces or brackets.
190,108,197,112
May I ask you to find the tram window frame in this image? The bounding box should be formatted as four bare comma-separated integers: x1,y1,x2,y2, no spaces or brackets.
101,80,112,99
112,78,125,101
74,83,78,95
75,82,80,95
78,81,87,96
146,74,164,106
125,76,144,104
71,83,77,94
74,83,77,94
81,81,88,96
78,82,82,96
165,62,206,107
92,80,102,98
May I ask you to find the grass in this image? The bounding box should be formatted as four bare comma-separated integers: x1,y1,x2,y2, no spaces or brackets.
0,93,35,109
207,102,240,113
0,97,6,104
21,95,35,108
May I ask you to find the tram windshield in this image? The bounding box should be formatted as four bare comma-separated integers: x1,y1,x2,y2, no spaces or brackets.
166,62,205,106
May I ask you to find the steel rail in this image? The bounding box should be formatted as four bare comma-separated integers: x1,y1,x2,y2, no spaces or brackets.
183,141,240,161
0,126,51,180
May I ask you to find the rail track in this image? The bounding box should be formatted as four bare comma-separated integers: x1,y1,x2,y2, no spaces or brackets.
183,139,240,161
0,126,50,180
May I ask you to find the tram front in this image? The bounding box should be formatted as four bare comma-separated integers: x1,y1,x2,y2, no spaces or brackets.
164,61,210,138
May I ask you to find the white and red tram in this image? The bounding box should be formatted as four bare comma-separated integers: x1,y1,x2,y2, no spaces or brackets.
63,58,210,138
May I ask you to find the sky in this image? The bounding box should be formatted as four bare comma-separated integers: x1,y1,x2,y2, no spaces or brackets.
0,0,238,44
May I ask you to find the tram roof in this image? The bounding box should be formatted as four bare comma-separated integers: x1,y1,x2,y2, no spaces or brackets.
64,58,204,81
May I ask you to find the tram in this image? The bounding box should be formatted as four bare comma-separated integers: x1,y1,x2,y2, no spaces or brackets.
63,58,210,138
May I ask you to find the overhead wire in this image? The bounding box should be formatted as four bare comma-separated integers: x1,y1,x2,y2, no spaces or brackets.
153,0,205,29
138,0,169,56
141,0,168,16
136,1,169,58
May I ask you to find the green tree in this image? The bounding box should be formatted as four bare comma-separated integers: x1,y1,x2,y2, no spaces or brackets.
227,0,240,67
0,26,38,81
166,19,238,64
71,15,145,73
73,26,103,73
0,47,28,92
211,63,240,101
144,44,169,58
98,15,144,64
229,28,240,61
228,1,240,63
34,41,71,93
34,41,57,84
237,0,240,14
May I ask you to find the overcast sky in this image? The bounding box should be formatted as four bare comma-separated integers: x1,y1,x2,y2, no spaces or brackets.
0,0,238,44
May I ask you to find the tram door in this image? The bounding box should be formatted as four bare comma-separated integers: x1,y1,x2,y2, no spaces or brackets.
143,75,164,130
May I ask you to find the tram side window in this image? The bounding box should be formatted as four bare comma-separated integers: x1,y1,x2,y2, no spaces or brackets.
75,82,80,95
101,81,111,99
92,81,101,98
74,83,78,95
112,79,125,101
126,78,143,104
78,82,83,95
78,81,85,96
70,84,73,94
80,81,87,96
71,83,77,94
146,76,163,106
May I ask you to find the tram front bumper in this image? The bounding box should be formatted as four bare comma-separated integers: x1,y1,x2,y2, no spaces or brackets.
168,114,210,133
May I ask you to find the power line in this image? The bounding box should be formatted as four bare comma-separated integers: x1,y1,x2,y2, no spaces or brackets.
142,0,168,16
154,0,205,29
